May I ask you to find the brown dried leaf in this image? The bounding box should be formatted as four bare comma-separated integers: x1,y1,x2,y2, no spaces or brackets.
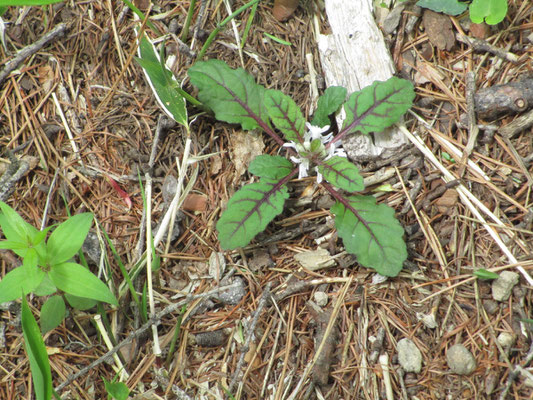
230,130,264,184
423,10,455,51
435,188,458,215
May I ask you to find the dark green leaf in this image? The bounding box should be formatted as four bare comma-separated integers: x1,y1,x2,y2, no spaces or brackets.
264,89,305,143
64,294,98,310
136,34,188,126
331,195,407,277
49,262,118,305
248,155,294,180
188,59,268,131
103,378,130,400
217,179,290,249
46,213,93,265
341,77,414,136
311,86,347,128
21,296,52,400
317,156,364,192
473,269,500,280
0,256,45,303
469,0,507,25
40,295,66,334
416,0,467,15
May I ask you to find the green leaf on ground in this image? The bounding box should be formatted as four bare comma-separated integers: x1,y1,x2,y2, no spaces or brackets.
0,201,41,257
264,89,306,143
103,378,130,400
331,195,407,277
469,0,507,25
217,179,290,249
317,156,364,193
136,33,188,126
64,294,98,310
49,262,118,305
188,59,268,131
416,0,467,15
340,77,415,136
0,254,45,303
1,0,63,5
248,155,294,180
40,295,66,334
311,86,347,128
21,296,52,400
473,269,500,280
46,213,93,265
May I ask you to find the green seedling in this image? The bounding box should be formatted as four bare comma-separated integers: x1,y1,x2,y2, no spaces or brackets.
473,268,500,280
0,201,118,333
416,0,508,25
103,377,130,400
188,60,414,277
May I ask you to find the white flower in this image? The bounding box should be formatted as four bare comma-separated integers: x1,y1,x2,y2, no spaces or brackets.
305,122,331,142
284,123,347,181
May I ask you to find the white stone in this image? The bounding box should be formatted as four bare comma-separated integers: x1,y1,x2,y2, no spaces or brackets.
314,291,328,307
492,271,519,302
397,338,422,373
446,344,476,375
294,248,336,271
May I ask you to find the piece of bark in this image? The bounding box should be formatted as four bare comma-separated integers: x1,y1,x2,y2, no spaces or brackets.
307,301,339,386
500,108,533,139
475,79,533,119
318,0,408,162
422,10,455,51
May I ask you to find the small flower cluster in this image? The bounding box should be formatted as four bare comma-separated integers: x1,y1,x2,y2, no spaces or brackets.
284,123,347,182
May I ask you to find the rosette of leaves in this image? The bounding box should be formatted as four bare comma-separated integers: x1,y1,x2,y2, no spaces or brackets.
189,60,414,277
0,202,118,333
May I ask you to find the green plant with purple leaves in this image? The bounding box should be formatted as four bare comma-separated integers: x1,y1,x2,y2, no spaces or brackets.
188,60,414,277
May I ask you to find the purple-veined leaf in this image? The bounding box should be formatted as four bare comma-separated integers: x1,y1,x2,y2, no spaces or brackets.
264,89,305,143
311,86,347,128
217,178,291,249
188,60,268,131
317,156,364,192
248,155,294,180
331,195,406,277
416,0,467,15
339,77,414,138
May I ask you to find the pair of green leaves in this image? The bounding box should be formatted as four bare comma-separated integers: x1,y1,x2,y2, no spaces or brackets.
417,0,508,25
187,60,413,276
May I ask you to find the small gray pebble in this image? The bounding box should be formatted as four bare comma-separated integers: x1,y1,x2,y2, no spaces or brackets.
82,231,102,265
314,291,328,307
397,338,422,373
492,271,519,302
446,344,476,375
